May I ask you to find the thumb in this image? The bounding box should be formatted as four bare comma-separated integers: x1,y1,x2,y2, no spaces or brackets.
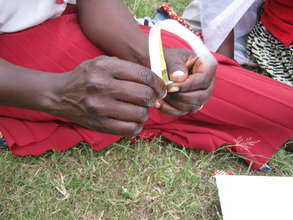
167,60,188,83
164,48,199,83
169,70,188,83
167,70,187,93
166,56,198,93
169,56,199,81
164,48,191,83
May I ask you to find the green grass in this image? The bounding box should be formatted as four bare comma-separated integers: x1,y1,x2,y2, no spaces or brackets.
1,140,293,219
123,0,190,17
1,1,292,219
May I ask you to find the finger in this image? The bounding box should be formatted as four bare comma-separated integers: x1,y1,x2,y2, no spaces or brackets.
189,56,205,73
167,85,214,106
85,97,149,123
186,56,199,70
164,48,194,82
175,55,216,92
169,70,188,83
164,96,202,113
178,72,215,92
165,51,199,93
106,100,149,123
112,80,158,107
90,117,144,137
106,57,167,99
158,100,188,116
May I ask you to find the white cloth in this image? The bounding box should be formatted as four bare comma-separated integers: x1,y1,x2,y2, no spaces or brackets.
0,0,75,33
183,0,264,65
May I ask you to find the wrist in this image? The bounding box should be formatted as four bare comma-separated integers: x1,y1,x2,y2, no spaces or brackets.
131,42,151,68
0,59,62,111
13,71,66,114
36,72,71,115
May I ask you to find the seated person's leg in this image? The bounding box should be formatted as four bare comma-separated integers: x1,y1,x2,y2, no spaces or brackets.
216,30,234,59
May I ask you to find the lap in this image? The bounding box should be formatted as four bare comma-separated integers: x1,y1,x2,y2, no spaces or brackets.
0,12,292,170
0,12,292,128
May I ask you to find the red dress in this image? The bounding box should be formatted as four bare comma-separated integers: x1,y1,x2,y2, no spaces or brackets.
262,0,293,47
0,10,292,170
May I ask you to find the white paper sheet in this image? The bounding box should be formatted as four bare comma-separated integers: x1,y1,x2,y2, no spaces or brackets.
215,175,293,220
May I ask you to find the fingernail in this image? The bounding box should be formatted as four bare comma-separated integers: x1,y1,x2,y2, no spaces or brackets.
155,100,161,109
172,70,185,78
168,86,180,93
171,70,187,82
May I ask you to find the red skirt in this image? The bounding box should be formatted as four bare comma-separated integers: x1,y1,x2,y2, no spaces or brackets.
0,12,292,170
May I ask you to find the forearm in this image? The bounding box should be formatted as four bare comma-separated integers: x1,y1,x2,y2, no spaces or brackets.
77,0,150,67
0,59,62,111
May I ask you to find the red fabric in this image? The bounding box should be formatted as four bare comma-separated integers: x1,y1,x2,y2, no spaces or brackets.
62,3,77,15
55,0,64,4
0,13,292,170
262,0,293,47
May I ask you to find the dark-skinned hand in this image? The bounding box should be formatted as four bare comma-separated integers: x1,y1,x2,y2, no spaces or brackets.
47,56,166,136
157,48,217,116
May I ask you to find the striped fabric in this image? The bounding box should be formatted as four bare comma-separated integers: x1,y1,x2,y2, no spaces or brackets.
247,21,293,86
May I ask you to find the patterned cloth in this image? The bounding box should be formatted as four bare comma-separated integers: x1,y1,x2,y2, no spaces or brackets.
247,21,293,86
158,4,203,40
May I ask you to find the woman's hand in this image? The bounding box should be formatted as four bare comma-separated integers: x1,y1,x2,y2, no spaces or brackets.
157,48,217,116
47,56,166,136
76,0,216,117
